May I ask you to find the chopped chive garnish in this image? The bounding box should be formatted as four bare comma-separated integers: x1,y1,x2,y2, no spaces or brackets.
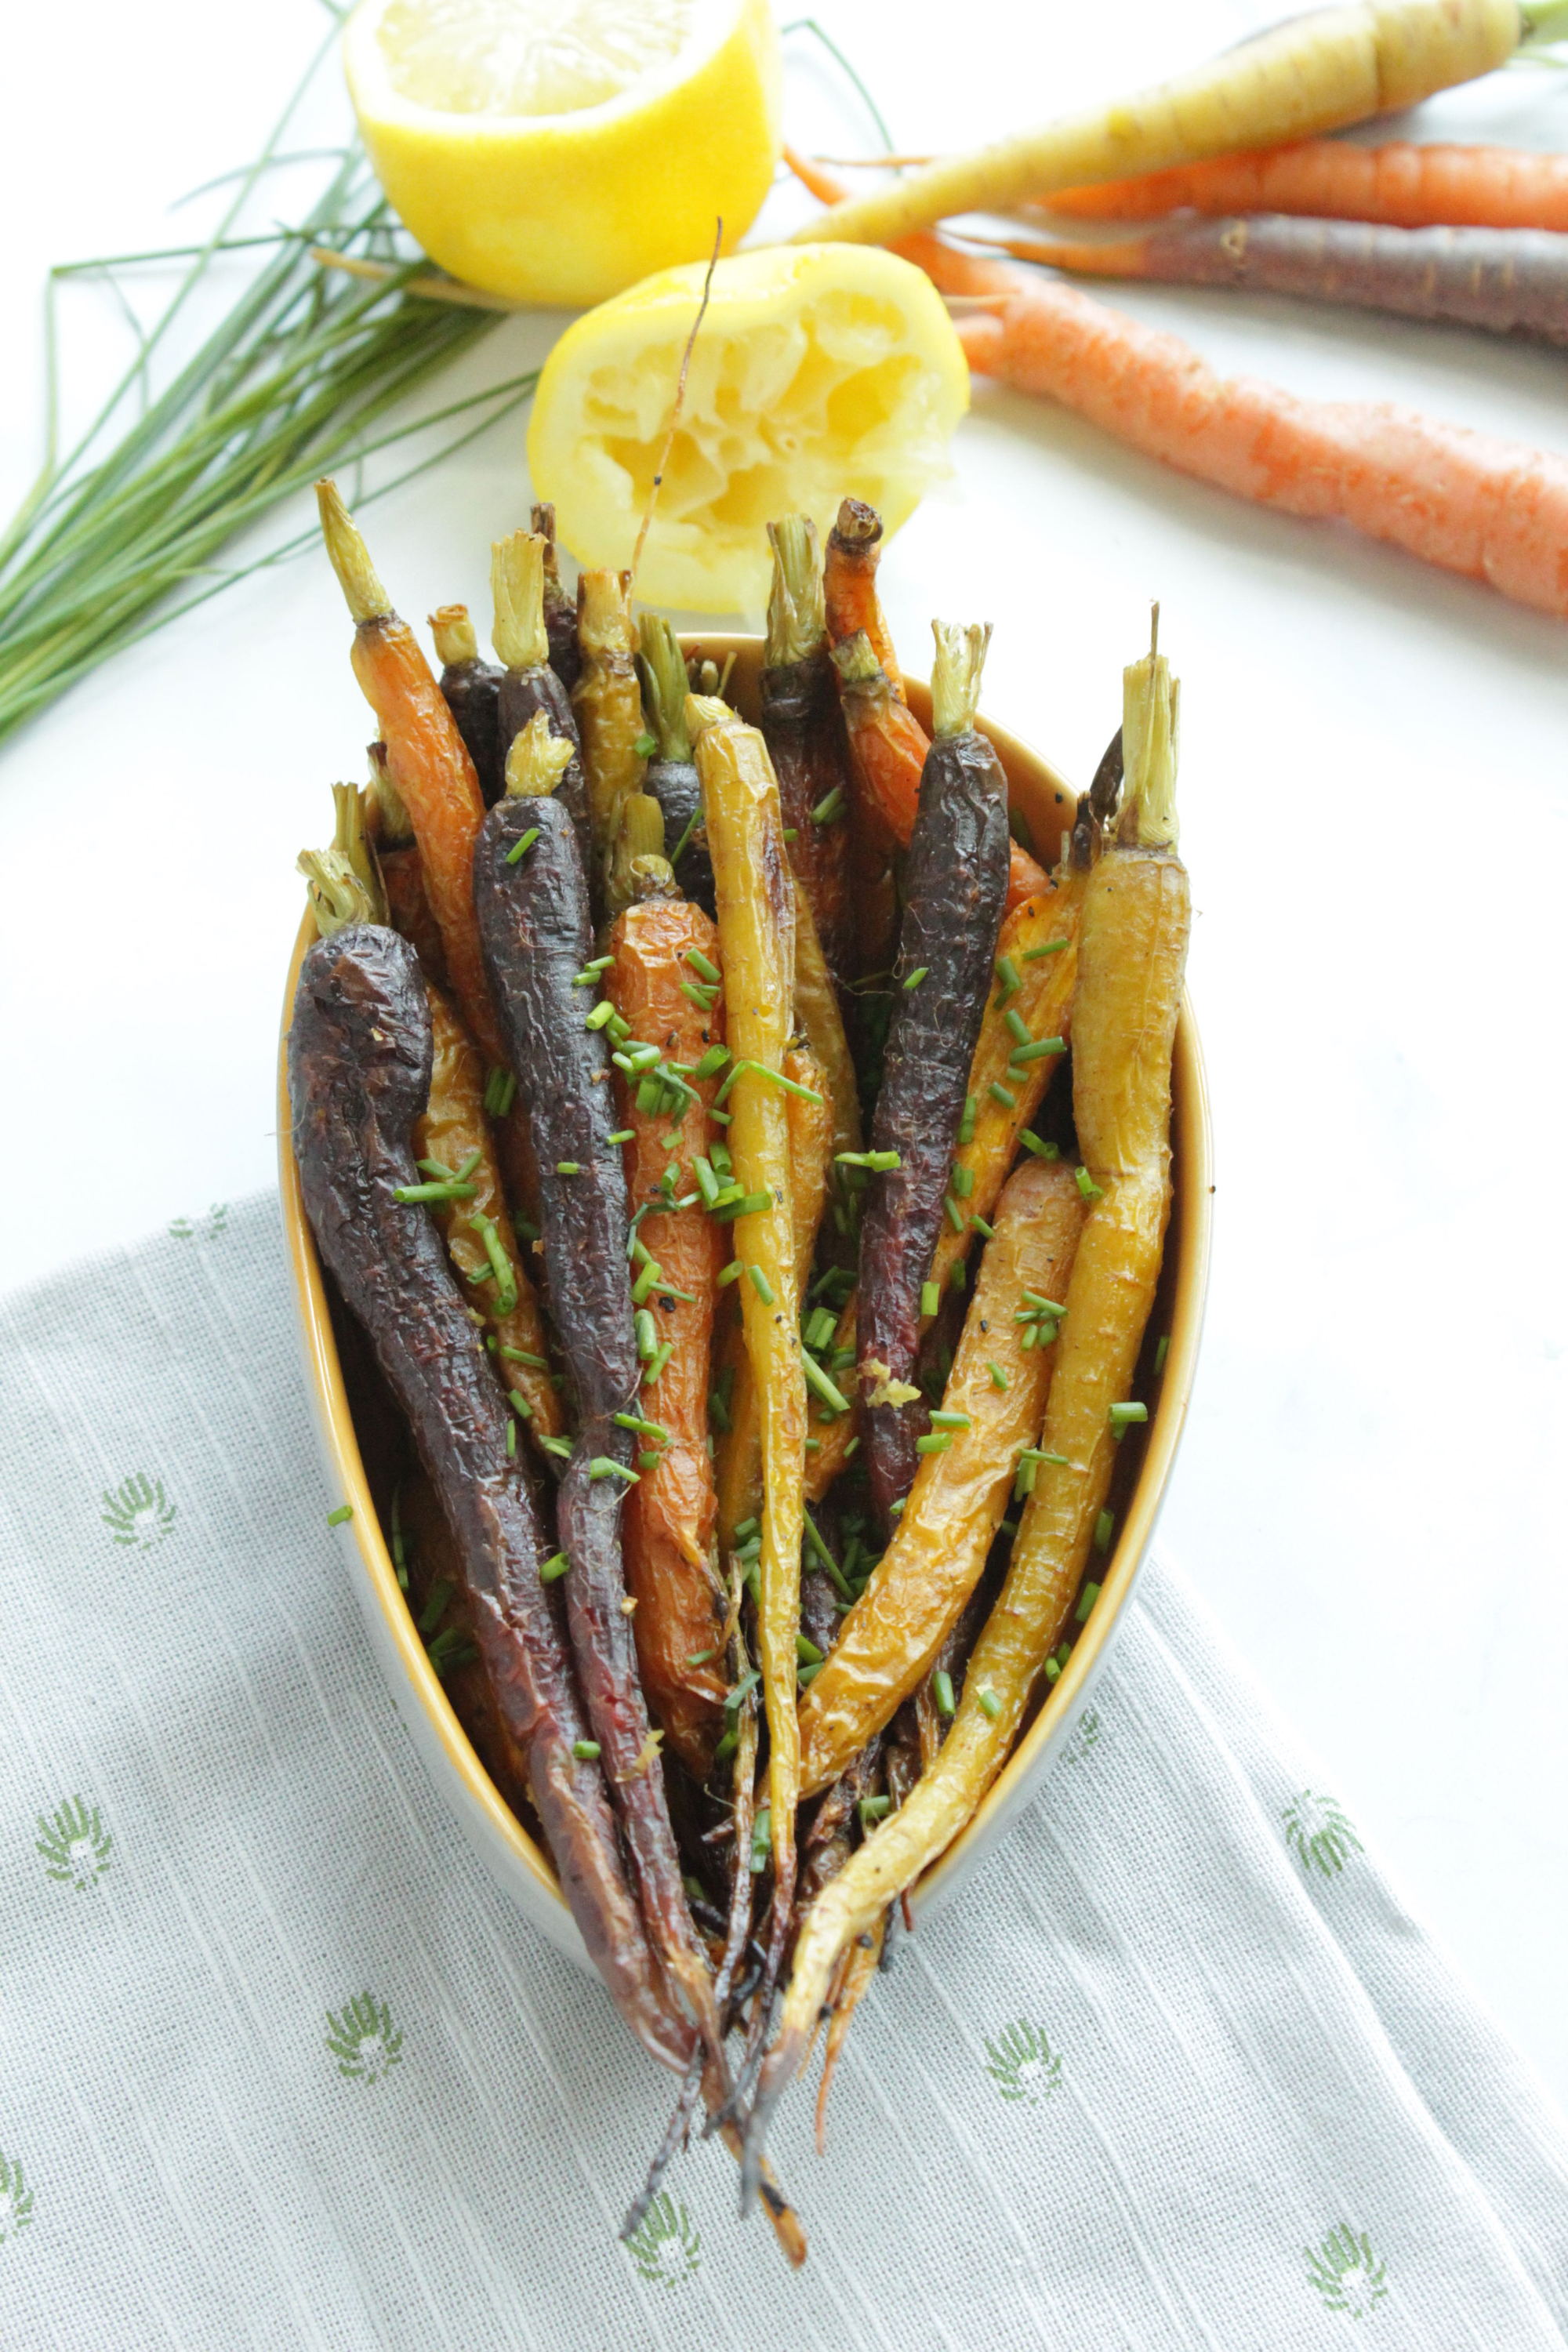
630,1261,662,1304
685,948,721,985
804,1305,837,1353
903,966,929,990
949,1258,966,1290
976,1686,1001,1720
539,1549,569,1582
1022,937,1070,958
930,1410,972,1430
686,1648,717,1667
572,1738,602,1759
326,1504,353,1528
571,957,612,985
1004,1007,1032,1047
505,1420,517,1458
606,1128,634,1147
693,1044,730,1080
537,1435,572,1461
943,1194,964,1233
916,1432,953,1454
797,1661,823,1688
725,1667,760,1712
614,1411,669,1441
834,1149,902,1171
747,1265,775,1305
952,1163,975,1199
1017,1131,1058,1160
1109,1400,1148,1427
858,1795,891,1828
707,1105,731,1124
503,826,540,866
1011,1035,1067,1063
642,1341,674,1387
1094,1508,1114,1555
1075,1580,1102,1624
801,1353,851,1416
988,1080,1017,1109
995,955,1022,1000
717,1258,743,1288
969,1214,996,1239
482,1067,517,1119
584,1000,615,1031
843,1435,861,1461
555,1160,582,1176
587,1457,639,1485
987,1361,1008,1390
920,1279,940,1319
637,1450,662,1470
1022,1290,1065,1313
466,1213,517,1316
501,1344,546,1366
625,1042,661,1072
803,1509,854,1599
634,1308,658,1362
810,783,844,825
1044,1657,1062,1682
958,1094,978,1145
795,1632,824,1666
507,1388,533,1421
679,979,719,1011
712,1726,738,1765
1075,1166,1104,1201
393,1178,477,1203
1153,1334,1171,1375
633,731,658,757
933,1670,956,1718
713,1189,772,1221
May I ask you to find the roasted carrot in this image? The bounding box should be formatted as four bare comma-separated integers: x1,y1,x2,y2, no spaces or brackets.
747,623,1190,2181
637,613,714,913
798,1158,1087,1795
574,568,648,901
791,877,863,1169
785,0,1545,249
688,693,805,1969
365,743,450,988
491,530,592,880
316,480,503,1064
430,604,503,803
823,498,907,703
971,214,1568,345
856,625,1012,1530
926,866,1087,1301
472,716,724,2070
1035,137,1568,232
762,516,854,983
714,1044,833,1553
805,1293,858,1501
604,868,728,1778
532,499,582,695
830,627,1049,913
290,921,688,2072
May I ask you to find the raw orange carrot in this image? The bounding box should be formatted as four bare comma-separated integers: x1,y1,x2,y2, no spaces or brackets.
791,157,1568,624
604,874,728,1779
316,481,503,1064
785,0,1544,250
1035,139,1568,232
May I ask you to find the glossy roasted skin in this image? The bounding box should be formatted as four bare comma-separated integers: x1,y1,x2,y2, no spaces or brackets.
572,570,647,895
823,499,906,699
606,895,729,1776
762,516,854,983
432,605,504,804
415,983,564,1448
498,662,592,879
857,700,1011,1528
799,1158,1086,1794
289,923,685,2071
473,794,720,2061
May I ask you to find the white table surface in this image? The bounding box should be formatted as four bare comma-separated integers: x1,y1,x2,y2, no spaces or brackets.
3,0,1566,2123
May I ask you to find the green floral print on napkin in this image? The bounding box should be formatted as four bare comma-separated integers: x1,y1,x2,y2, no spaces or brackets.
35,1797,111,1890
1283,1791,1364,1879
983,2020,1063,2107
101,1473,176,1551
0,2152,34,2246
169,1203,229,1241
1305,2223,1388,2318
625,2193,700,2288
325,1994,404,2085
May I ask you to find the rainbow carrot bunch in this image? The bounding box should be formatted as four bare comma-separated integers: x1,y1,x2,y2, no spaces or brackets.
296,481,1191,2254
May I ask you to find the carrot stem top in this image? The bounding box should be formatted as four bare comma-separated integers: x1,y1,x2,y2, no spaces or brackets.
504,708,573,798
299,847,376,938
315,479,391,626
829,629,884,690
765,515,826,671
636,613,693,763
930,619,992,740
684,692,735,741
331,779,384,917
429,603,478,667
1121,606,1179,849
365,742,412,848
490,531,548,670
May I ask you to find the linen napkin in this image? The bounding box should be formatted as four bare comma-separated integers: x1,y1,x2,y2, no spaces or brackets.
1,1195,1564,2352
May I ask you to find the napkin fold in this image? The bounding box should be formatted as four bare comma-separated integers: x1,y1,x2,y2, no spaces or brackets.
0,1194,1563,2351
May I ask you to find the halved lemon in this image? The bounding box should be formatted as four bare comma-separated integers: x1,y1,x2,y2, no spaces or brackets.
343,0,782,307
528,242,971,612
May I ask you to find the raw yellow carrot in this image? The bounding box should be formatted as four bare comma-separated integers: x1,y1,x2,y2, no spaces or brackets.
787,0,1537,249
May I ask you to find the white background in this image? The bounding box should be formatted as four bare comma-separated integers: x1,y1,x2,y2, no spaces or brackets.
2,0,1565,2121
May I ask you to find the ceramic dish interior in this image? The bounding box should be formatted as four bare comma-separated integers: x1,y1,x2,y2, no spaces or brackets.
278,633,1211,1969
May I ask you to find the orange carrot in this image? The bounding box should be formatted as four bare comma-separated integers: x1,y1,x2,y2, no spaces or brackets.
605,881,728,1779
317,481,503,1063
1035,139,1568,232
824,500,908,704
790,154,1568,626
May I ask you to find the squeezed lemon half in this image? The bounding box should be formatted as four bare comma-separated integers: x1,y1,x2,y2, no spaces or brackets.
528,243,971,612
343,0,782,306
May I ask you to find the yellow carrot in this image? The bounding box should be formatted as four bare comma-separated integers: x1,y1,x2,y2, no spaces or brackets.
788,0,1536,250
688,694,805,1933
